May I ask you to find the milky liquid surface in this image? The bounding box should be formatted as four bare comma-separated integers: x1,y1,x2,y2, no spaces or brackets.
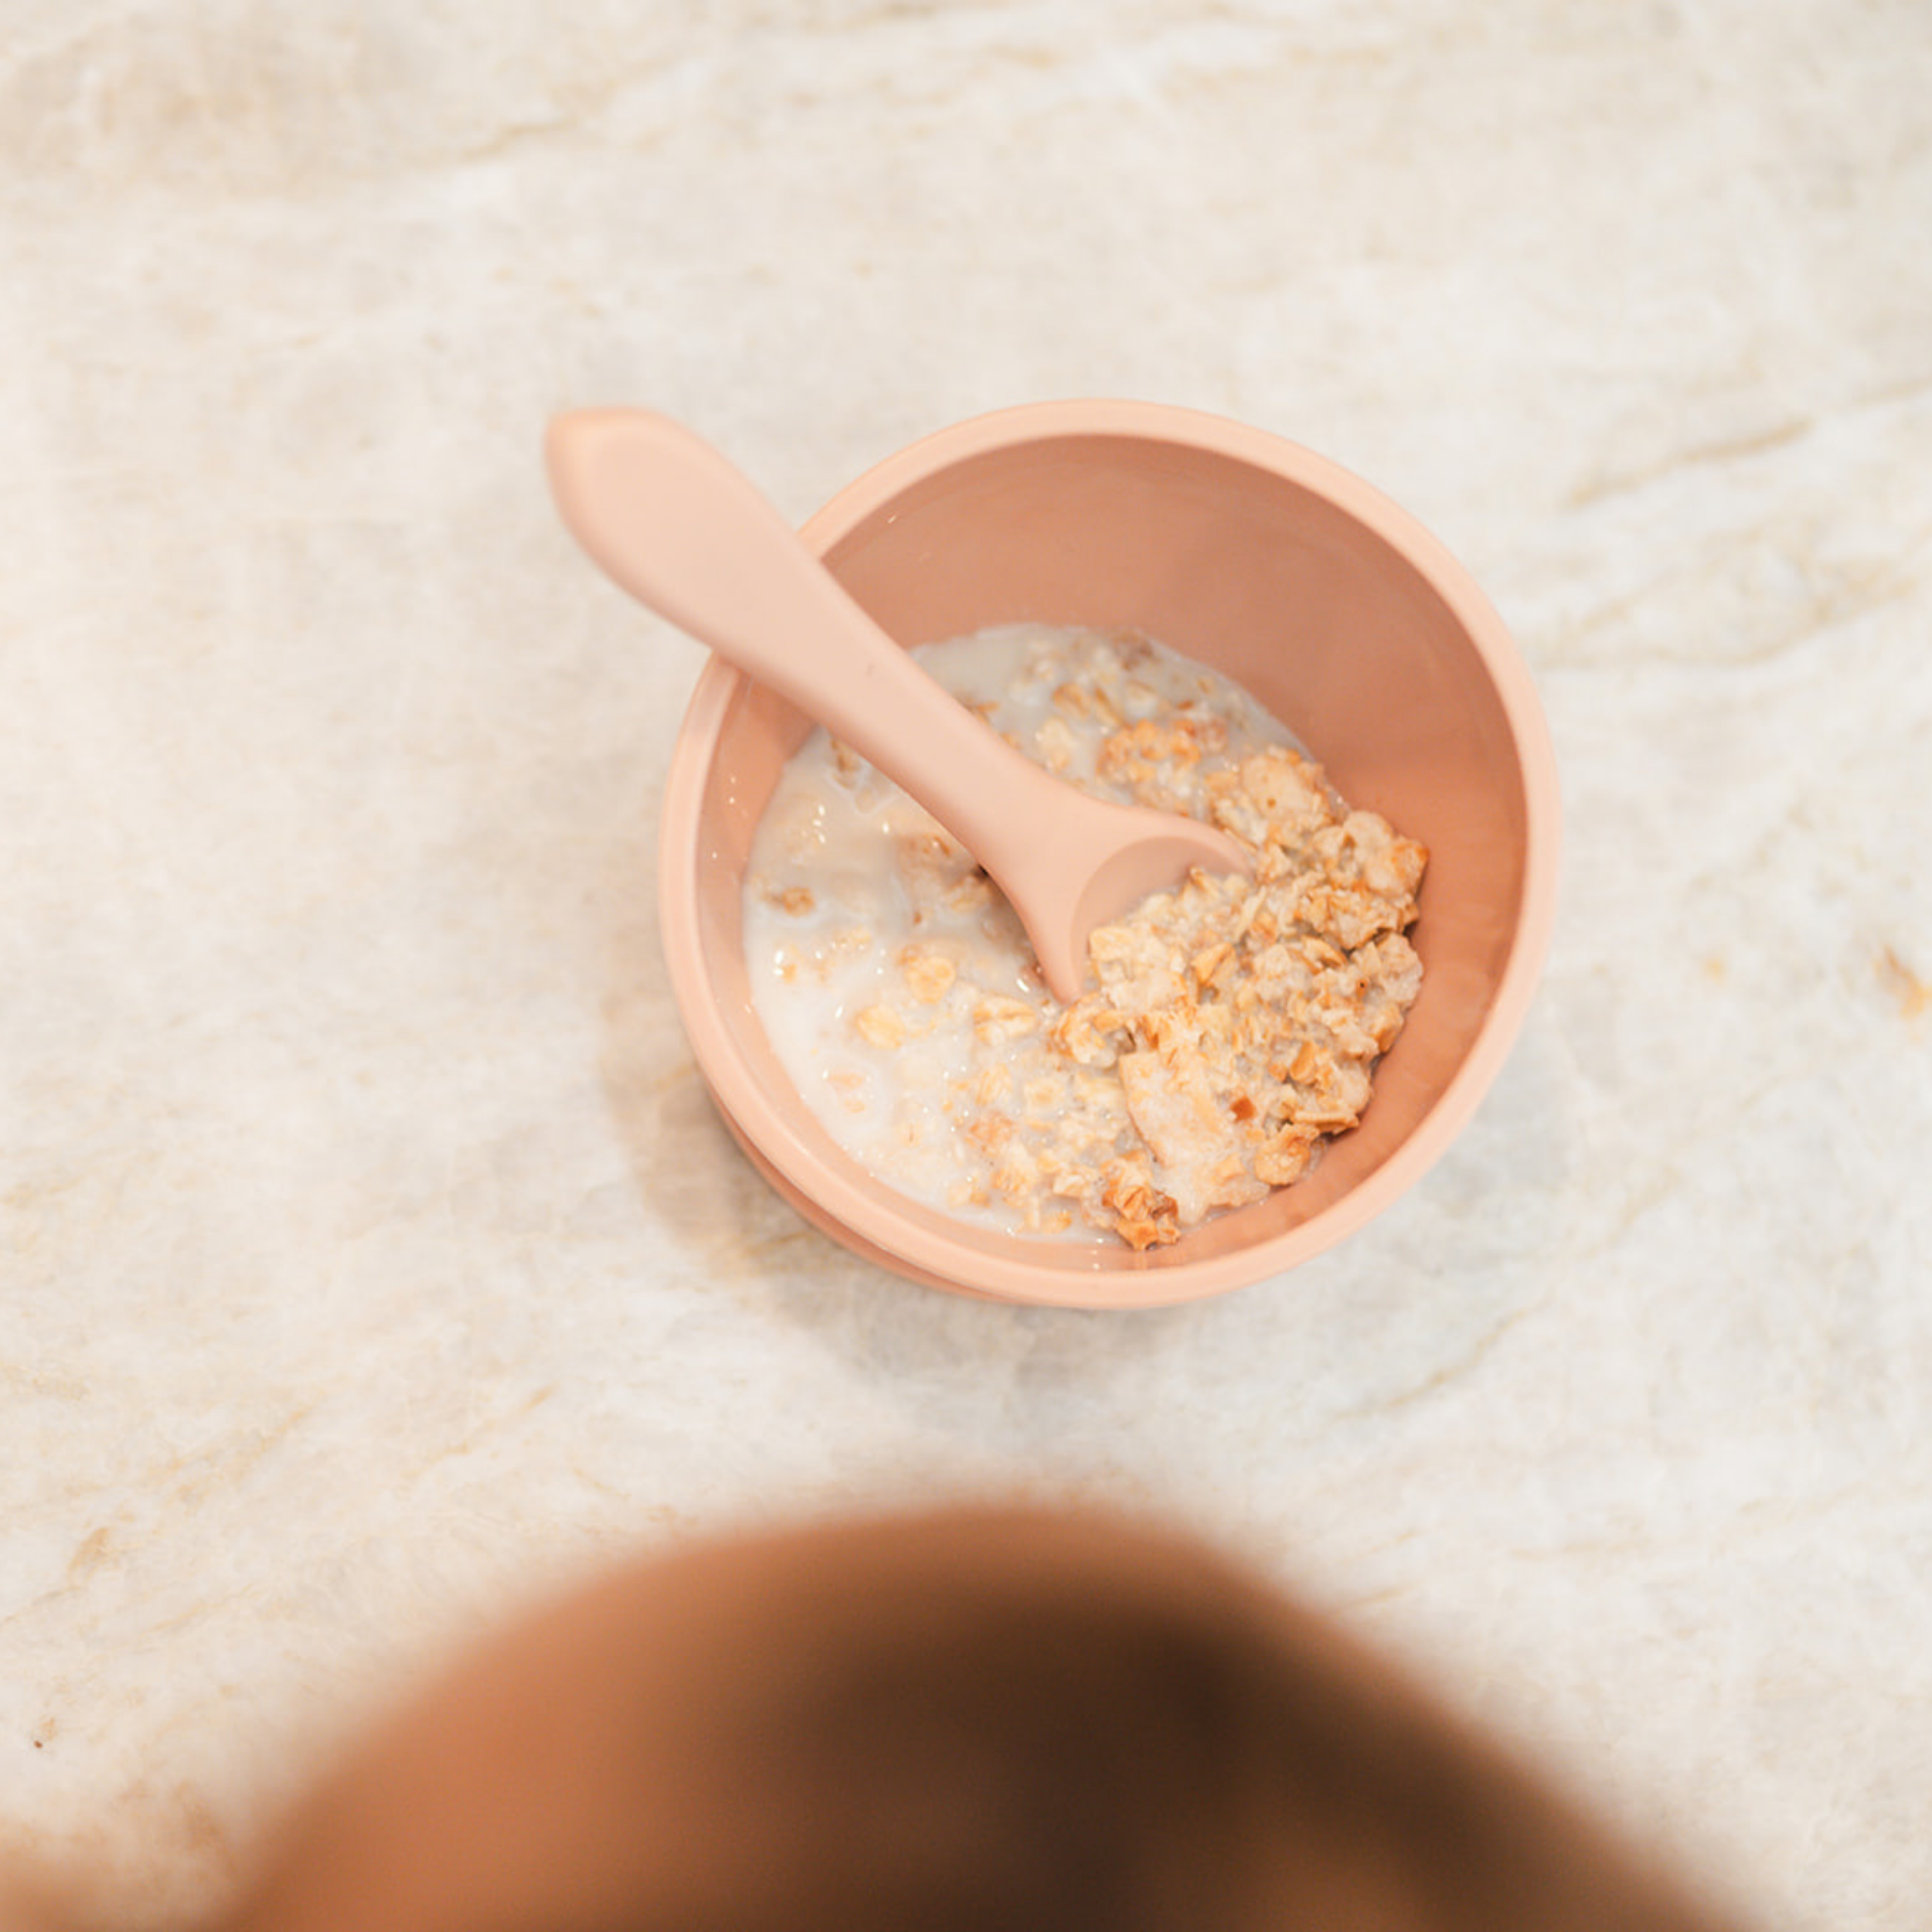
740,624,1298,1240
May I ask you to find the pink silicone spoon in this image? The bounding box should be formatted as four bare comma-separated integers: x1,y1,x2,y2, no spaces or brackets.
545,408,1250,1003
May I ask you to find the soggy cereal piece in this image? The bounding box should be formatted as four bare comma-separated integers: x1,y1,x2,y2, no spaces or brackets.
973,995,1042,1044
1097,1155,1180,1250
965,1109,1017,1157
896,827,994,917
1190,940,1236,990
1095,714,1233,815
1253,1121,1321,1185
1047,998,1127,1069
898,946,958,1005
1202,749,1335,850
826,1069,869,1117
1035,714,1079,774
1020,1072,1066,1118
1298,815,1430,948
971,1062,1013,1111
1086,917,1189,1016
819,927,877,977
1354,936,1424,1049
1099,718,1201,781
853,1004,909,1051
1115,1050,1265,1226
989,1139,1043,1209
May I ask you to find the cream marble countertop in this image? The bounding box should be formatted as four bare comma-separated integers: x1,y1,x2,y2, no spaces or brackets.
4,3,1930,1927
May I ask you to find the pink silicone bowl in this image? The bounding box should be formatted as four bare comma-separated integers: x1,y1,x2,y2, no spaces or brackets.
658,400,1560,1308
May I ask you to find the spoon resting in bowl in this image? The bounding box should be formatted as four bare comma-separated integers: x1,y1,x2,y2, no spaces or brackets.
544,408,1251,1005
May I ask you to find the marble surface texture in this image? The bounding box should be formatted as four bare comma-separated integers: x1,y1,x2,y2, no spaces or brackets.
4,2,1930,1927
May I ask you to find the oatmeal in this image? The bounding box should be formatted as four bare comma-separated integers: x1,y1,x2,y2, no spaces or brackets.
742,624,1427,1249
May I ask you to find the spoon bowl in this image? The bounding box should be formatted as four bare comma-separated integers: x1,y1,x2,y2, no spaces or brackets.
545,409,1247,1002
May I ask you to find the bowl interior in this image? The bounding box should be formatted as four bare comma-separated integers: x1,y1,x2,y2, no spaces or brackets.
662,415,1554,1305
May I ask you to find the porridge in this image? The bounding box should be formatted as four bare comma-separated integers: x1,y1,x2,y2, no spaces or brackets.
741,624,1427,1249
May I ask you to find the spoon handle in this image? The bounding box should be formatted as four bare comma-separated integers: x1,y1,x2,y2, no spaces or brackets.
545,409,1056,884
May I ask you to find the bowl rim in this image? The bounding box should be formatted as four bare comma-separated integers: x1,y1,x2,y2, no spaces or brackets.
658,398,1561,1306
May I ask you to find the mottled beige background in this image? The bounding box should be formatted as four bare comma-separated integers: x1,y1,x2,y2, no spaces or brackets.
4,3,1930,1927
